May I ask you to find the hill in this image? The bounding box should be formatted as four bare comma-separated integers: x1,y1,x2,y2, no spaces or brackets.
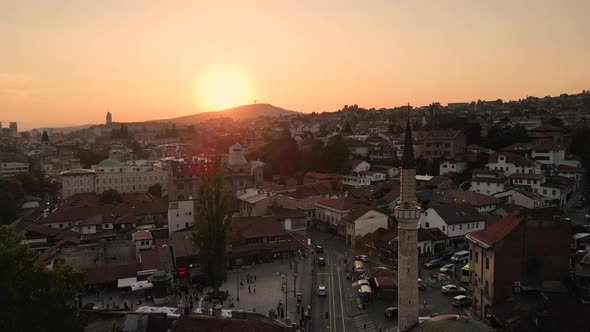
152,103,297,124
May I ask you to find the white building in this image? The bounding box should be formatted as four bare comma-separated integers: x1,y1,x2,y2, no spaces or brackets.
342,175,371,187
356,171,386,183
0,161,29,177
60,158,168,199
532,142,565,165
343,208,388,247
419,203,485,248
470,169,506,195
439,160,466,175
351,160,371,173
486,152,542,176
132,231,153,250
60,169,97,198
493,189,546,209
167,199,195,237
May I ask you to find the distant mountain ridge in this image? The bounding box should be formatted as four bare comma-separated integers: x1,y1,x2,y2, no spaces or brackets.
151,103,298,124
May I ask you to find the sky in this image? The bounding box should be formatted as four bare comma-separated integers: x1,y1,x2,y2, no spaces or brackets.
1,0,589,129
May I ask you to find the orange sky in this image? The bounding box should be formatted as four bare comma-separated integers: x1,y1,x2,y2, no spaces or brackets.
1,1,589,129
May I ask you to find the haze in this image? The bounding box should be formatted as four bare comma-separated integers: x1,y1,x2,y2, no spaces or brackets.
2,0,589,129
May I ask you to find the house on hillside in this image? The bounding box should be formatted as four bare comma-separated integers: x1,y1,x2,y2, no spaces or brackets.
419,203,485,248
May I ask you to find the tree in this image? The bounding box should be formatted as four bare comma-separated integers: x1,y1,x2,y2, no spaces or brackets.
0,178,24,225
192,160,231,292
545,117,564,128
14,172,41,196
100,189,122,204
0,226,84,331
42,130,50,142
148,184,162,197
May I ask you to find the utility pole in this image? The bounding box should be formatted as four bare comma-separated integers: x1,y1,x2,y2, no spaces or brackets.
236,271,240,302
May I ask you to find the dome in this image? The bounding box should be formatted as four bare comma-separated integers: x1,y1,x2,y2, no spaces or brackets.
411,314,495,332
96,158,124,167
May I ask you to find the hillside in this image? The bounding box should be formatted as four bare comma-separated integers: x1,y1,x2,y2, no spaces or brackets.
152,103,297,124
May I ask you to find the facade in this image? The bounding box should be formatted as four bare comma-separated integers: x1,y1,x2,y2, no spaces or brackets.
531,142,565,165
351,160,371,173
486,152,542,176
342,175,371,187
419,203,485,248
394,119,420,331
167,199,195,237
466,210,571,319
420,130,466,159
60,169,97,198
237,188,273,216
315,197,362,231
342,208,388,248
439,160,466,175
493,189,545,209
470,169,506,195
0,161,29,177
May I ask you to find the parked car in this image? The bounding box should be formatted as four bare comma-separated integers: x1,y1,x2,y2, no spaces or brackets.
440,264,456,274
318,284,327,296
424,258,444,268
318,257,326,266
418,278,427,290
441,284,466,295
384,307,398,319
437,251,454,261
452,295,472,307
355,255,370,263
316,245,324,253
450,251,469,263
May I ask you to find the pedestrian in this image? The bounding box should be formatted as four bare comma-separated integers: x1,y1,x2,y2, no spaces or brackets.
240,281,244,288
253,285,256,293
248,285,251,294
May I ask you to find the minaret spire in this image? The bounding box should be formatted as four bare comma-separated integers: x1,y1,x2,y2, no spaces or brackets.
401,104,415,169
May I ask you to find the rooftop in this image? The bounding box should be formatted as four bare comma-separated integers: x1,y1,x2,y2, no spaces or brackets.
430,204,484,225
467,212,524,248
430,189,502,207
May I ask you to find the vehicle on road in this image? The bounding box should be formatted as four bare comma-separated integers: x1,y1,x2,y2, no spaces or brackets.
418,278,427,290
355,255,370,262
424,258,444,268
452,295,472,307
315,245,324,253
451,250,469,263
318,257,326,266
441,284,466,295
437,251,454,261
461,263,470,283
384,307,398,319
318,284,327,296
440,264,456,274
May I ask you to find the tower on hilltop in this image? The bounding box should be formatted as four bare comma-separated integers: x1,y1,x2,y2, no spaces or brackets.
106,112,112,125
394,116,420,331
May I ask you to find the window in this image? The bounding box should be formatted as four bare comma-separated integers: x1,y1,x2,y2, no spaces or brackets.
451,226,455,231
485,257,489,270
552,190,557,195
425,222,430,228
484,280,489,295
425,211,428,216
442,226,446,231
459,224,463,230
543,189,547,194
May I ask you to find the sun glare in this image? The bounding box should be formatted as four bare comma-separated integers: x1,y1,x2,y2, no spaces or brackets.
198,69,251,111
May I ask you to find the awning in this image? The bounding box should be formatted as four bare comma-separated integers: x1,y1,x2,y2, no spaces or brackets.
117,277,138,289
131,280,154,291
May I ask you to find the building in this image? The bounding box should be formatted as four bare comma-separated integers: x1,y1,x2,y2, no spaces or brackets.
167,199,195,237
237,188,273,217
106,112,112,125
351,160,371,173
420,130,466,159
132,230,153,250
314,197,364,232
528,123,569,146
394,119,420,331
61,158,168,198
439,159,466,175
426,189,502,213
419,203,485,248
486,152,542,176
469,169,506,195
493,189,546,209
303,172,342,185
0,160,29,177
167,161,207,201
225,143,265,193
9,122,18,137
466,210,571,320
342,207,388,248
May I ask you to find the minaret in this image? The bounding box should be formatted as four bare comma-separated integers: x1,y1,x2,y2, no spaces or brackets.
395,116,420,331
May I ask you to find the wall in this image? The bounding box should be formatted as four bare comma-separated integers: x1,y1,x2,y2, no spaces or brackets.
470,181,504,195
168,200,195,237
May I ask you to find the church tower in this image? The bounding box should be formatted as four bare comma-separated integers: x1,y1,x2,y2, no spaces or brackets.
395,117,420,331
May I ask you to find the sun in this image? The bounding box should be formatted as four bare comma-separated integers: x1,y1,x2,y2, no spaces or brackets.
197,69,251,111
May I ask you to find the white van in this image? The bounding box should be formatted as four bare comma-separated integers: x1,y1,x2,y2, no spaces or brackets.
451,250,469,263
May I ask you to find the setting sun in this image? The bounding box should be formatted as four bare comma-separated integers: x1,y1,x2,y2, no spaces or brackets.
197,69,252,111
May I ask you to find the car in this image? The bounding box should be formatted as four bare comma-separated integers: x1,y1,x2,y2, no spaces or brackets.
418,278,427,290
315,245,324,253
441,284,466,295
318,257,326,266
437,251,454,261
318,284,327,296
355,255,370,262
424,258,444,268
384,307,398,319
452,295,472,307
440,264,456,274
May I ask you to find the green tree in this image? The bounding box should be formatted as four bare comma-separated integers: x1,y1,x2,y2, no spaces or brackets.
14,172,41,196
0,178,24,225
192,160,231,292
100,189,122,204
148,183,162,197
0,226,84,331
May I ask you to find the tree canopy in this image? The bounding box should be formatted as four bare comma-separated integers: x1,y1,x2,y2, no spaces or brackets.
100,189,122,204
192,160,231,291
148,183,162,197
0,226,84,331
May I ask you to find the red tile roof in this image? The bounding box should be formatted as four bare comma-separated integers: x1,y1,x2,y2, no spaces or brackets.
132,231,153,241
316,197,365,211
533,141,561,151
431,189,502,207
232,216,286,240
467,212,524,248
488,152,536,166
